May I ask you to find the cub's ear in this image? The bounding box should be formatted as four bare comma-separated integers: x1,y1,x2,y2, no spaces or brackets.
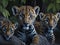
34,6,40,15
56,12,60,18
12,6,19,16
39,12,45,20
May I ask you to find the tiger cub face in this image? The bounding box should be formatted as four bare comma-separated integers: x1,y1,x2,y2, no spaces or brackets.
39,12,60,30
0,17,17,40
12,6,40,25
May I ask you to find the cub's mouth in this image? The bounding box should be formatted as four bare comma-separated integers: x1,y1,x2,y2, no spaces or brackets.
22,23,30,30
3,33,14,41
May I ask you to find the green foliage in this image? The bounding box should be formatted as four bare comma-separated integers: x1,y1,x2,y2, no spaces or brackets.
0,0,10,18
1,0,9,8
2,9,10,18
21,0,26,4
0,0,26,19
9,16,18,23
0,5,10,18
42,0,60,13
47,3,56,13
43,0,48,3
56,0,60,3
56,4,60,11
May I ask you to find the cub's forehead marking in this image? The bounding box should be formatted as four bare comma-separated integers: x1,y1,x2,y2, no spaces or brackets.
43,14,54,19
18,6,35,16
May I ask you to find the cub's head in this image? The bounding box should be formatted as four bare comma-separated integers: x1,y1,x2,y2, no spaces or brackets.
39,12,60,30
0,17,18,40
12,6,40,25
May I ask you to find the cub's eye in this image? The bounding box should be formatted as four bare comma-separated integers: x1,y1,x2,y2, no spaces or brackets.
54,19,56,22
45,17,49,24
2,26,6,33
30,15,33,18
19,13,24,20
19,15,23,20
29,14,34,19
54,19,57,24
10,28,13,33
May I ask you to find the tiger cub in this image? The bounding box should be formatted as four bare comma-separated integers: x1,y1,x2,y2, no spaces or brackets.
39,12,60,44
12,6,40,45
0,17,18,40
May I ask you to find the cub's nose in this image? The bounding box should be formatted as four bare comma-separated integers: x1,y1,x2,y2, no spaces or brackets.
24,23,29,27
6,35,9,38
50,26,52,28
49,26,53,30
23,23,29,30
